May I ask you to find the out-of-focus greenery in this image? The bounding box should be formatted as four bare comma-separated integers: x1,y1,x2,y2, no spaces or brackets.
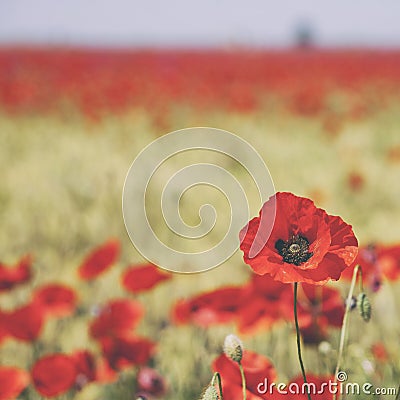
1,103,400,399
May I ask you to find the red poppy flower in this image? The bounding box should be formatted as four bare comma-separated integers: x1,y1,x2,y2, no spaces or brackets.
172,287,243,327
4,303,44,342
378,245,400,280
70,351,96,390
100,336,155,370
78,239,120,280
89,299,143,340
371,342,389,363
95,357,118,383
0,310,9,344
212,351,276,400
122,263,171,294
342,243,400,290
237,274,292,334
0,366,29,400
32,284,77,317
347,172,365,191
137,367,167,397
0,255,32,292
283,375,334,400
32,354,77,397
295,284,344,344
240,192,358,285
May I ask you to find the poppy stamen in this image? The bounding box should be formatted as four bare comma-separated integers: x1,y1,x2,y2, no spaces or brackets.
275,235,313,266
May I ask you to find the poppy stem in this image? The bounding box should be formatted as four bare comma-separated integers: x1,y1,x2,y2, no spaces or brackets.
211,372,224,400
239,362,247,400
294,282,312,400
333,264,362,400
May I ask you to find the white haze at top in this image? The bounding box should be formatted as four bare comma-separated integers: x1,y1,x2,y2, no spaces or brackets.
0,0,400,47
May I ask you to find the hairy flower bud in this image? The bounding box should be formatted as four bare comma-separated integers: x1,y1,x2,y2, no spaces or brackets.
201,385,219,400
223,334,243,363
358,292,371,322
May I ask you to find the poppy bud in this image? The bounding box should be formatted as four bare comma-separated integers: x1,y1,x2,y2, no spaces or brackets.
358,292,371,322
223,334,243,363
201,385,219,400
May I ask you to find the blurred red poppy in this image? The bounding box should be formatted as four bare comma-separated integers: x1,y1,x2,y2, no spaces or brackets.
33,284,77,317
32,354,77,397
78,239,120,280
90,299,143,340
137,367,167,397
173,287,243,327
70,351,96,390
0,366,29,400
212,350,276,400
342,243,400,290
371,342,389,363
122,263,171,294
237,275,292,334
4,303,44,342
100,336,155,370
95,357,118,383
240,192,358,285
347,172,365,191
295,284,344,344
0,255,32,292
283,375,334,400
0,309,9,344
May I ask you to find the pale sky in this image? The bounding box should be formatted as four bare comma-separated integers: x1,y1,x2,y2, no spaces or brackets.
1,0,400,47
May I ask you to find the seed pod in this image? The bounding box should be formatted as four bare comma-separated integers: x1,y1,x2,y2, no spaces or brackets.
223,334,243,363
201,385,219,400
358,292,371,322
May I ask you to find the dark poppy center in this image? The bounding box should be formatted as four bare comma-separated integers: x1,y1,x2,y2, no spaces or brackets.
275,235,313,266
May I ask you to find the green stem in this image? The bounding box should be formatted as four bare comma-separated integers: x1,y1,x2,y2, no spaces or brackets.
239,362,246,400
294,282,312,400
211,372,223,400
333,265,361,400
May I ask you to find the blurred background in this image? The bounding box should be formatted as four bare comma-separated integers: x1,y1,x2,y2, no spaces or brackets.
1,0,400,47
1,1,400,400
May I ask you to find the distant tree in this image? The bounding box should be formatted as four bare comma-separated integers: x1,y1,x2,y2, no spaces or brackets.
294,22,315,49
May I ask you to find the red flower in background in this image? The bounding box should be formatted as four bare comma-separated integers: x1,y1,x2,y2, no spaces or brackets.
295,284,344,344
3,302,44,342
173,287,243,327
78,239,120,280
32,284,77,317
0,255,32,292
95,357,118,383
100,336,155,371
342,244,400,290
70,351,96,390
240,192,358,285
136,367,167,397
122,263,171,294
237,274,292,334
0,310,9,344
371,342,389,363
283,375,334,400
32,354,76,397
32,350,118,395
212,351,276,400
347,172,365,192
0,367,29,400
90,299,143,340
